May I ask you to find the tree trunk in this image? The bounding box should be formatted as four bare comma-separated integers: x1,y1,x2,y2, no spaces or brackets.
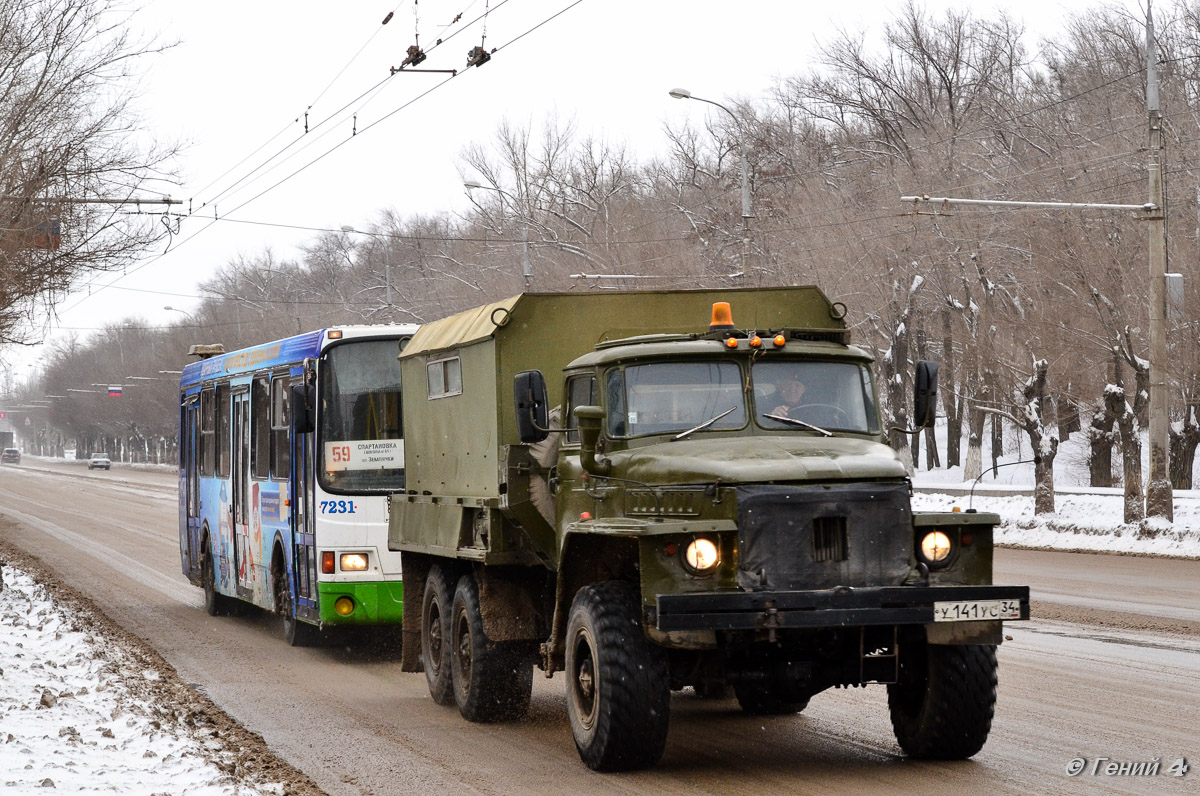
1033,456,1055,515
990,405,1002,477
941,313,961,468
1168,407,1200,490
885,299,913,475
1088,409,1115,488
1104,385,1143,523
964,397,985,482
1017,359,1058,515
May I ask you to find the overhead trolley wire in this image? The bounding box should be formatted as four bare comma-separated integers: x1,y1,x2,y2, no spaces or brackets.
60,0,582,316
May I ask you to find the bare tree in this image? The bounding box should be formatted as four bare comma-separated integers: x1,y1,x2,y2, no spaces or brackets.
0,0,178,344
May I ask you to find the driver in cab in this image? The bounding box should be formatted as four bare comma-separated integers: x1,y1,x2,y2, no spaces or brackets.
770,377,807,418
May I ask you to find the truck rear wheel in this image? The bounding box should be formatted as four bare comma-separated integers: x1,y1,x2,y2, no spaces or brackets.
565,581,669,771
888,642,998,759
449,574,532,722
421,564,455,706
733,683,810,715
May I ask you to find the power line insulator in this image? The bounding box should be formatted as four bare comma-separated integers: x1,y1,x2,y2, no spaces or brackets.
466,46,491,67
402,45,427,67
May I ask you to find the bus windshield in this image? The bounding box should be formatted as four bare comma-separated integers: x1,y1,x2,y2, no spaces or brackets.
318,338,405,493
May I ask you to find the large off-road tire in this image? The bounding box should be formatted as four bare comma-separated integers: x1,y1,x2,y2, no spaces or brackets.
274,560,319,647
565,581,670,772
421,564,455,706
733,682,810,715
888,642,998,759
449,574,533,722
201,542,239,617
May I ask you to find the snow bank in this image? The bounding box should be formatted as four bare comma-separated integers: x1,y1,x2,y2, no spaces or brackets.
0,564,285,795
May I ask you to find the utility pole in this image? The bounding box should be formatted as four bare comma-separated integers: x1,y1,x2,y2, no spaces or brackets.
1144,2,1173,520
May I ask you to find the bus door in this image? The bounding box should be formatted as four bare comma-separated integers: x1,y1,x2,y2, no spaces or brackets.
291,379,319,619
231,387,254,597
183,396,201,576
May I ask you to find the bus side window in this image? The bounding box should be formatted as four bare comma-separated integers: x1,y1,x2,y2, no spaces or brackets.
251,376,270,480
271,376,291,480
200,388,215,477
216,383,231,478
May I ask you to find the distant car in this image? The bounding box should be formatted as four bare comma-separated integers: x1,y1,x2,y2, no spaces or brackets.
87,453,111,470
1,448,19,464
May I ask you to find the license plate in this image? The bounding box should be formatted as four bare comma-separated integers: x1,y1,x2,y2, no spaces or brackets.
933,599,1022,622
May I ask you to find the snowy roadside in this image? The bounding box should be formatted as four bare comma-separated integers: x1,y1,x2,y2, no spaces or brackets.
0,548,323,795
912,487,1200,558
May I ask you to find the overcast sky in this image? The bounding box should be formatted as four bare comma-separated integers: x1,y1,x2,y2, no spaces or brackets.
5,0,1109,385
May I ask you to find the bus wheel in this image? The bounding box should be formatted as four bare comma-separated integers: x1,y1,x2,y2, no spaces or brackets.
888,641,997,759
565,581,669,771
421,564,455,706
274,565,318,647
449,574,532,722
201,544,236,617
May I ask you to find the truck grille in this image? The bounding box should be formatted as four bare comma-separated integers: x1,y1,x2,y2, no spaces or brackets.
735,483,911,591
812,516,849,562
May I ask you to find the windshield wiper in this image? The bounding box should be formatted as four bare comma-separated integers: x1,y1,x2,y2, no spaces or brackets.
673,406,738,441
762,413,833,437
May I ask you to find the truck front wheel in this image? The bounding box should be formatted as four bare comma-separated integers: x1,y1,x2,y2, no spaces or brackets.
421,564,455,706
449,574,532,722
887,642,998,759
565,581,670,771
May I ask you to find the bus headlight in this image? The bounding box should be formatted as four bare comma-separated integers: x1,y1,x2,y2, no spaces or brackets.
335,596,356,616
919,531,953,566
340,553,369,571
683,538,720,574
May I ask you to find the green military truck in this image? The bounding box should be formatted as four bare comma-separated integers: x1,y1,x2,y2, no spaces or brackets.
389,287,1029,771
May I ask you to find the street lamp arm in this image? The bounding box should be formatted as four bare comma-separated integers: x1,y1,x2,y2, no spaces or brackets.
669,86,754,270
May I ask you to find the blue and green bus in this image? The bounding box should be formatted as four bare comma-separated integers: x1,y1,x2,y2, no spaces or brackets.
177,324,418,645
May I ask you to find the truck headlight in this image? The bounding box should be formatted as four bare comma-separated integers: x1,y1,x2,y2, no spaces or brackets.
919,531,953,566
340,553,369,571
684,538,720,574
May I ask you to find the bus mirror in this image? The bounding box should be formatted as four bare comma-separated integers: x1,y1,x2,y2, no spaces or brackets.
514,370,549,443
914,361,939,428
291,384,315,434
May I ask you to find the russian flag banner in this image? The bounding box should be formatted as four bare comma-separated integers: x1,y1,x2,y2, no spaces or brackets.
108,386,123,397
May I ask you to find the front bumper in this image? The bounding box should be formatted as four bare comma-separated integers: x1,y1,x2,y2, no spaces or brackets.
655,584,1030,632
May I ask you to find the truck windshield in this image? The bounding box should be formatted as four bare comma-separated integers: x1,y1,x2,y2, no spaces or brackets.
753,360,879,433
606,361,746,437
318,338,405,493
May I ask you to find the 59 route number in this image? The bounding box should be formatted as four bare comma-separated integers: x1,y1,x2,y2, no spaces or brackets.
320,500,357,514
329,445,353,463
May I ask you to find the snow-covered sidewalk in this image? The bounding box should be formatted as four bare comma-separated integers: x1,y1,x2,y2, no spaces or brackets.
0,560,315,795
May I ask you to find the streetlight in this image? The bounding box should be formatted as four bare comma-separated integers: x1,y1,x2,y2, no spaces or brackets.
341,225,395,321
464,180,532,289
669,87,752,274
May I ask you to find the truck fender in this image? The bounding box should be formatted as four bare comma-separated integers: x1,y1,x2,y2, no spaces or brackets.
539,534,638,675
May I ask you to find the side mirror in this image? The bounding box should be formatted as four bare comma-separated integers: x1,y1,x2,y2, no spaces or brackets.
574,405,611,476
514,370,549,443
291,384,315,434
913,361,939,428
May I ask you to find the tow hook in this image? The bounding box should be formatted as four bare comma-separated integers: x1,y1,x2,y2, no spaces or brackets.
755,600,782,643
